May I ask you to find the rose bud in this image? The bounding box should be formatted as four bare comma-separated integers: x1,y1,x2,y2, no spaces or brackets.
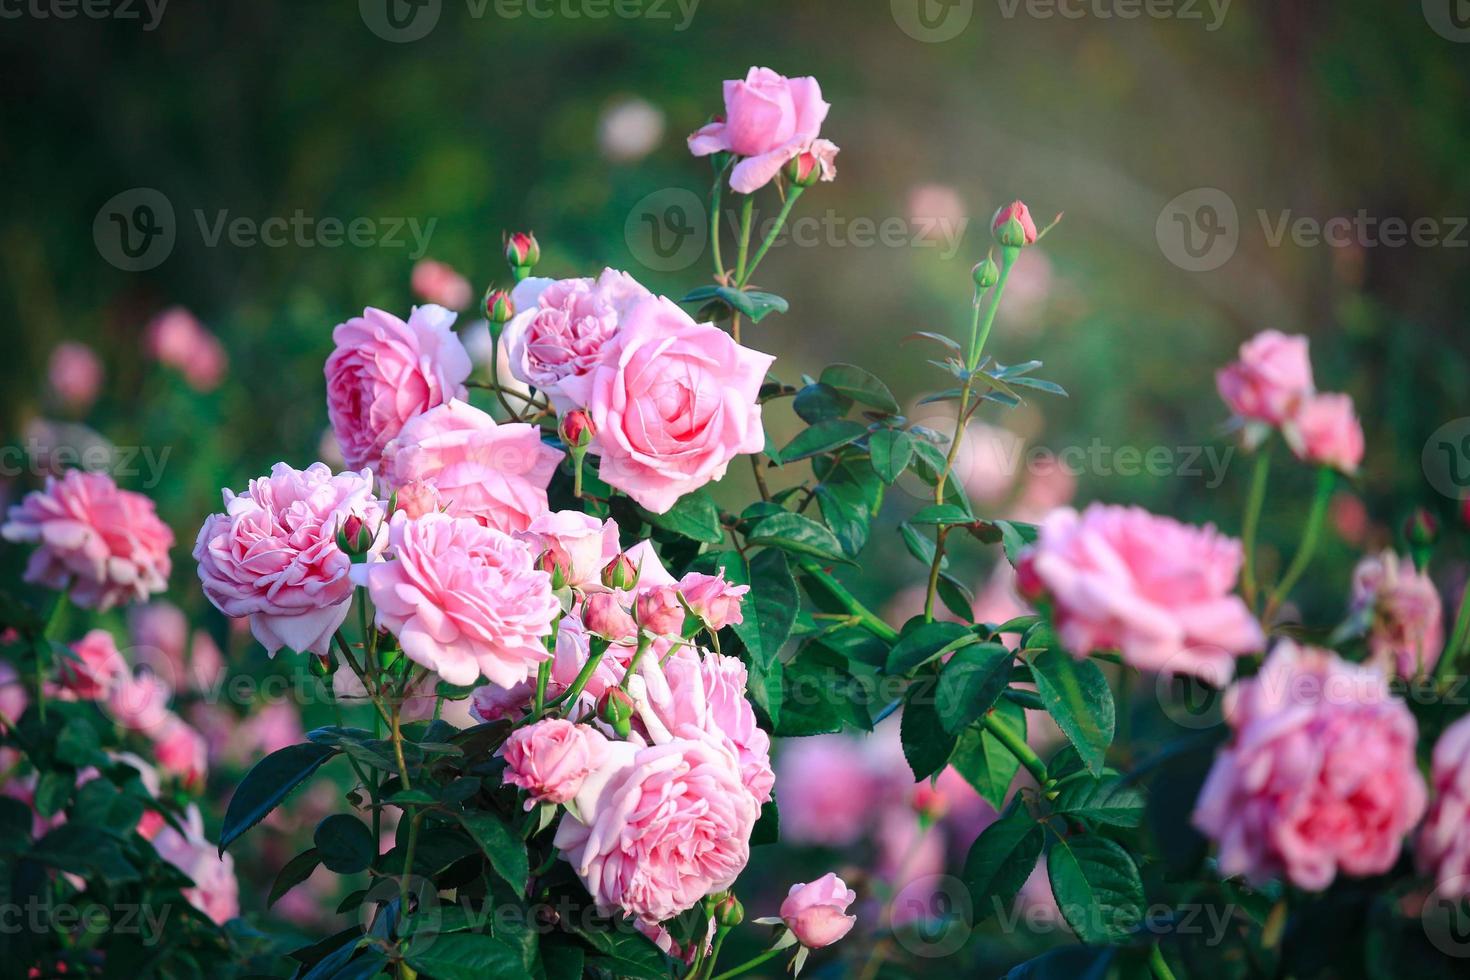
1014,550,1045,602
597,687,635,739
336,515,374,560
559,410,595,452
601,552,639,592
582,591,637,641
991,200,1038,248
309,653,337,678
972,254,1001,289
714,895,745,928
484,287,515,327
501,718,609,809
1404,508,1439,548
780,873,857,949
505,231,541,277
635,585,686,637
784,139,840,188
538,549,571,591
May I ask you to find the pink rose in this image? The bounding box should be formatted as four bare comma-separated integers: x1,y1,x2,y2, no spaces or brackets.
194,463,382,657
0,661,29,730
501,270,654,408
677,571,749,631
410,259,473,310
1023,504,1264,684
1350,551,1443,679
48,342,103,411
146,307,228,392
381,400,563,534
580,591,639,643
152,804,238,925
129,601,188,677
188,631,227,695
687,67,832,194
352,512,558,688
2,470,173,612
1284,392,1364,474
1215,330,1314,426
635,585,686,637
106,670,172,735
393,479,443,519
780,873,857,949
559,296,774,514
554,737,758,923
1417,713,1470,894
516,511,621,591
501,718,610,809
230,701,305,764
152,714,208,788
57,629,128,701
1192,641,1426,890
776,735,881,846
992,201,1038,246
324,304,472,471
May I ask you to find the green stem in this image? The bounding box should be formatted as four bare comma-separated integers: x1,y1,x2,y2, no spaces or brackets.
983,710,1048,786
740,185,804,286
399,810,424,919
968,246,1017,371
796,559,899,642
1240,449,1271,610
546,643,608,712
709,157,734,281
335,631,393,729
619,634,654,690
922,527,951,622
37,584,70,724
1435,577,1470,686
734,195,755,283
389,701,412,792
1148,945,1178,980
487,331,523,421
709,945,786,980
532,658,551,717
1264,467,1335,622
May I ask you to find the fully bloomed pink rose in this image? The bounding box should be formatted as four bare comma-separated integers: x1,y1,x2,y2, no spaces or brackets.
1350,551,1444,679
516,511,620,591
501,270,653,409
678,571,749,631
194,463,382,657
410,259,473,310
1216,330,1315,426
325,304,472,471
1285,392,1365,474
393,479,443,519
781,873,858,948
57,629,128,701
3,470,173,611
152,803,238,925
381,400,563,534
559,296,774,513
49,342,103,411
1021,504,1264,684
554,737,758,923
1192,641,1426,890
146,307,228,392
688,67,832,194
501,718,610,809
1416,714,1470,894
352,512,558,688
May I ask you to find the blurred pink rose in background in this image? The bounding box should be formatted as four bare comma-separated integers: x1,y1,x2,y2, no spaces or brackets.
776,735,883,847
1350,551,1443,678
152,714,208,788
1417,713,1470,895
1285,392,1365,474
48,342,103,411
129,600,188,676
55,629,128,702
598,96,665,163
1216,330,1314,427
145,307,228,392
152,804,238,924
906,183,967,246
411,258,473,310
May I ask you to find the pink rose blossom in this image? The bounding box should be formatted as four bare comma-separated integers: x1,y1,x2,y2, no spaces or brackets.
792,138,840,183
501,718,610,809
992,201,1039,245
501,270,654,408
0,661,29,729
106,670,172,735
3,470,173,612
188,631,226,695
393,479,443,519
145,307,228,392
1215,330,1314,426
324,304,472,471
410,259,474,310
776,735,881,846
152,803,238,925
1285,392,1365,474
1416,714,1470,894
194,463,382,657
781,873,857,949
635,585,686,637
152,715,208,789
678,571,749,631
687,67,832,194
1192,641,1426,891
1022,504,1264,684
352,512,558,688
516,511,621,591
381,400,563,534
554,737,758,923
48,342,103,411
129,601,188,678
1350,551,1444,679
582,591,639,642
55,629,127,702
559,296,774,513
229,701,305,765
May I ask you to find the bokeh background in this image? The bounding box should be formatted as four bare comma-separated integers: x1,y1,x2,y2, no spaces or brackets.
3,0,1469,974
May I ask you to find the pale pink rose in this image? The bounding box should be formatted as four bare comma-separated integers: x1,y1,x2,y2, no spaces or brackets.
188,631,227,695
381,400,563,534
1013,452,1077,522
107,670,172,735
878,809,947,927
501,270,654,409
48,342,103,411
393,479,443,519
776,735,882,846
1192,641,1426,891
678,571,749,631
1331,492,1370,546
1215,330,1315,426
2,470,173,612
152,714,208,788
1350,551,1444,679
229,701,305,765
128,601,188,676
780,873,857,949
469,680,535,723
194,463,382,657
56,629,128,701
635,586,686,637
410,259,473,310
351,512,558,688
951,421,1024,507
554,737,758,923
145,307,228,392
501,718,610,809
687,67,832,194
324,304,472,471
1416,714,1470,894
152,804,238,925
1022,504,1265,684
516,511,620,590
559,297,774,514
1284,392,1365,474
581,591,638,642
633,647,774,804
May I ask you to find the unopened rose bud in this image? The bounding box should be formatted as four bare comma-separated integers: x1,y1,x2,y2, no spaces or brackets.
583,592,637,641
538,549,570,591
784,139,839,188
601,553,639,592
598,687,635,739
560,410,595,452
505,231,541,278
309,653,337,678
484,287,515,327
912,781,948,823
336,515,374,559
715,895,745,928
991,200,1038,248
636,586,686,637
1404,507,1440,548
971,254,1000,289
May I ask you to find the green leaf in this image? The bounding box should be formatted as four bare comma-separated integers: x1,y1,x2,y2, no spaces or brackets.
868,429,914,484
31,824,138,884
221,742,338,853
963,804,1044,923
404,934,523,980
456,812,529,894
679,285,789,323
1005,376,1068,397
792,382,853,425
726,550,798,670
269,848,322,908
901,677,956,780
936,573,976,621
56,717,102,767
638,488,722,544
903,331,962,353
1051,778,1145,828
898,523,944,569
910,504,975,526
951,700,1027,809
775,648,862,736
572,925,674,979
818,363,900,415
314,814,376,875
34,768,75,818
746,512,851,563
936,644,1013,733
1027,645,1115,777
1046,834,1146,943
778,420,868,463
813,458,884,558
885,621,973,674
994,519,1040,566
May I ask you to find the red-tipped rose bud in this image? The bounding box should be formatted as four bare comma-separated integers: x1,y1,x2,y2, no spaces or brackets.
784,139,840,188
912,781,948,823
714,895,745,928
538,549,571,591
992,201,1038,248
309,652,338,678
336,515,374,559
1405,507,1440,548
560,410,595,451
971,254,1000,289
505,231,541,276
601,552,639,592
598,687,635,739
484,287,515,326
